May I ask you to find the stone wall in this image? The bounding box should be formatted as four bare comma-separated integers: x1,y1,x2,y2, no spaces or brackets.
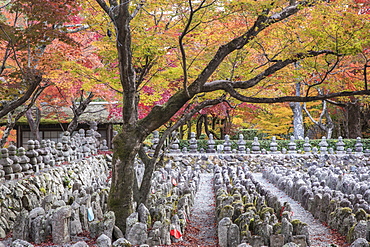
0,128,109,183
0,155,110,243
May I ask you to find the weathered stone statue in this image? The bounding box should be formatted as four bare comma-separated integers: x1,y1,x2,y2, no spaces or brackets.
237,134,246,154
0,148,13,179
26,140,39,172
8,145,22,175
251,137,261,154
206,134,216,153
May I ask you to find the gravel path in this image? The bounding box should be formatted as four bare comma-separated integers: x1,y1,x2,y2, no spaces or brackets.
252,172,348,247
179,172,348,247
179,172,219,246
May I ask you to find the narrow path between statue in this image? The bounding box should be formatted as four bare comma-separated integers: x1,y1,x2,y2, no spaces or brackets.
174,172,219,246
252,173,348,247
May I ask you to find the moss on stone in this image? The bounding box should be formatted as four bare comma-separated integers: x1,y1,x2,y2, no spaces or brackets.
347,224,355,243
273,222,282,234
232,200,243,206
222,204,234,210
242,195,250,204
339,207,353,215
291,219,307,227
259,207,274,219
355,209,367,221
245,206,257,213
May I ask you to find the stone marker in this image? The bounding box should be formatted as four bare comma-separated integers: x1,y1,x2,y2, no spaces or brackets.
52,206,72,245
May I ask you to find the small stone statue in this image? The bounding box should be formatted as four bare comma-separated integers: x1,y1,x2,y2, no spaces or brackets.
237,134,246,154
354,137,363,153
26,140,39,172
189,132,198,153
206,134,216,153
18,147,31,174
8,145,22,174
169,132,180,153
0,148,13,179
270,136,280,154
319,136,329,154
336,136,345,154
287,136,297,154
223,135,232,154
251,137,261,154
303,137,311,153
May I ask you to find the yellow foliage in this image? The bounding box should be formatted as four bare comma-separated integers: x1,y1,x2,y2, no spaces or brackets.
252,103,293,136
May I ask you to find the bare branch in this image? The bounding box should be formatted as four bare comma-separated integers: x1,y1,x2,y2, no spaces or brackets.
95,0,116,20
0,82,49,147
67,91,95,133
306,55,341,97
130,0,145,20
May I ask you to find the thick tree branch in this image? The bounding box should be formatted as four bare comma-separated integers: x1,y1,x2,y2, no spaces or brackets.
25,106,41,141
0,82,48,147
95,0,114,18
227,90,370,103
0,72,43,119
130,0,145,20
202,50,338,92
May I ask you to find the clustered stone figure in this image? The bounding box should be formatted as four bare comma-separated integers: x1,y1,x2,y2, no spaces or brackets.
0,125,109,182
152,132,369,156
263,156,370,245
214,163,309,247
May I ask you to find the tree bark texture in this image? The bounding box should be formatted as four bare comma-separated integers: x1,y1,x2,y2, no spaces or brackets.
346,102,362,138
108,129,145,233
25,107,41,141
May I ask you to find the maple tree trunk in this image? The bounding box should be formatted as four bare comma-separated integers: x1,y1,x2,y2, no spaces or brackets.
290,83,304,139
196,114,205,138
25,107,41,141
290,102,304,139
66,92,94,134
346,102,362,138
187,120,192,139
108,129,145,233
204,115,210,137
220,119,225,139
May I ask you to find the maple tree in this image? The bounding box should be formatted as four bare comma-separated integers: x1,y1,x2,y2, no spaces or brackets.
0,0,86,146
88,0,370,232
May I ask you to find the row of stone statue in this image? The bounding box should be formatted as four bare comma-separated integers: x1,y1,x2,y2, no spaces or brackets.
0,128,109,181
151,131,368,155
